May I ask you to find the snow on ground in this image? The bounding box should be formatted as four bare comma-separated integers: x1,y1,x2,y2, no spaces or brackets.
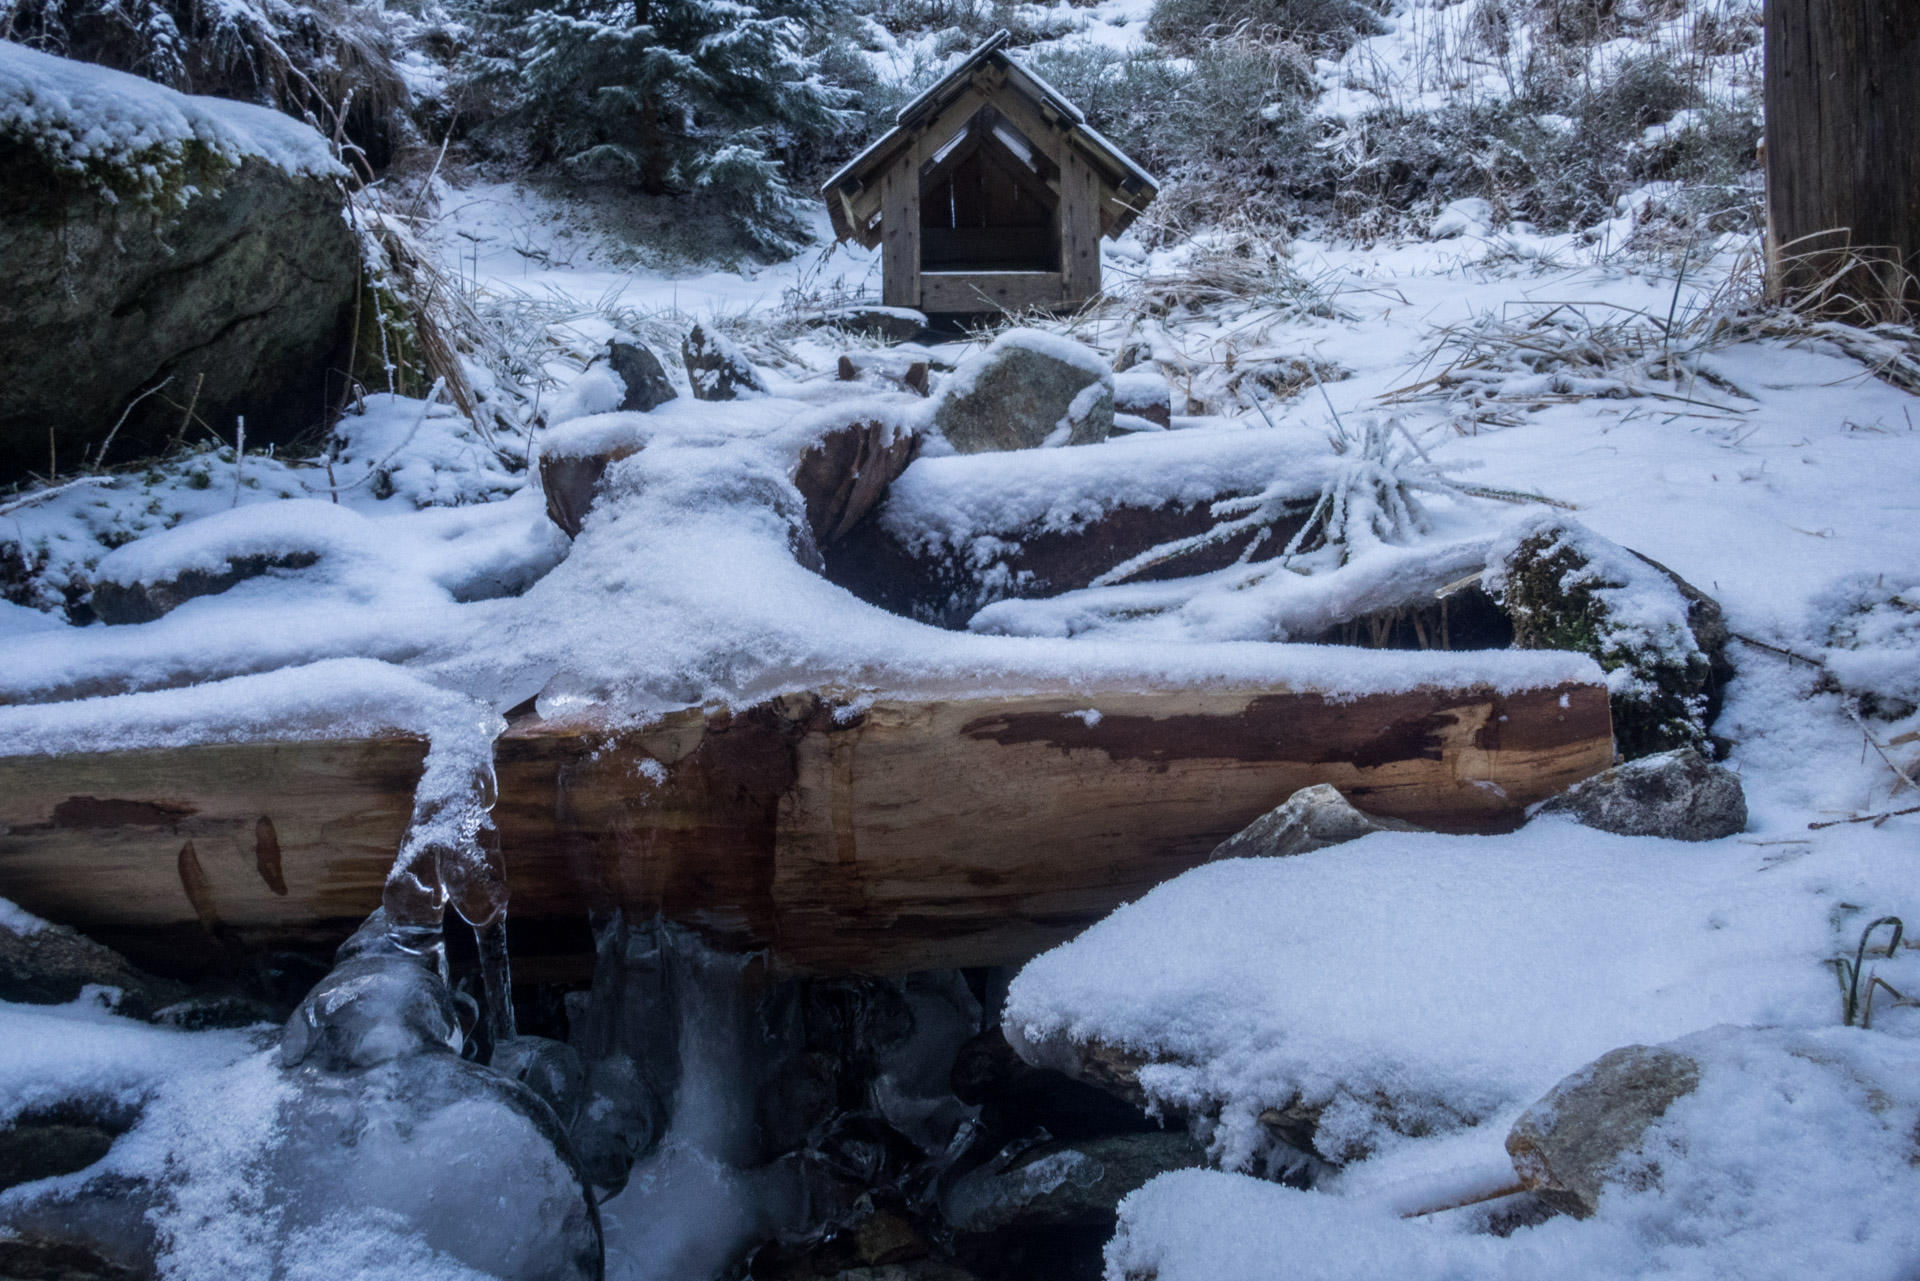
1,15,1915,1270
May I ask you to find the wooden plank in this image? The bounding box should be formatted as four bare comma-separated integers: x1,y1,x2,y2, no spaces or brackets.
921,271,1063,313
0,682,1613,978
880,148,921,310
1058,146,1103,305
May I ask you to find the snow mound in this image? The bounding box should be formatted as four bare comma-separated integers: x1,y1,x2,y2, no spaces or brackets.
1004,819,1920,1171
1107,1023,1920,1281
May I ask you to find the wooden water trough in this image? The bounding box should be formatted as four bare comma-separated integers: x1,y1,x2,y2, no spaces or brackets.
0,677,1613,981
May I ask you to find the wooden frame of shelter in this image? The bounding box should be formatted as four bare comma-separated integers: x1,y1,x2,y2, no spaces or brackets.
822,31,1158,316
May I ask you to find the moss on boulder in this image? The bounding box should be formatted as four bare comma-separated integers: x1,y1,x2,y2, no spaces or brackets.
1489,514,1731,759
0,45,357,482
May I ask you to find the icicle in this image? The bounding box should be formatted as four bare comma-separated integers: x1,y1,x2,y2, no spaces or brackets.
383,703,512,1047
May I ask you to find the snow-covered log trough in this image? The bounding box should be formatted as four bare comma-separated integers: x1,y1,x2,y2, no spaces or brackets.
0,660,1611,980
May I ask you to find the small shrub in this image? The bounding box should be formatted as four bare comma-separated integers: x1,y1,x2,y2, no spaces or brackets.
1023,39,1315,233
1147,0,1389,56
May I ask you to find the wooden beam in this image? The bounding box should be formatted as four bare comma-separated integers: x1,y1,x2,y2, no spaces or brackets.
1059,147,1102,304
921,271,1063,313
881,149,921,310
0,682,1613,979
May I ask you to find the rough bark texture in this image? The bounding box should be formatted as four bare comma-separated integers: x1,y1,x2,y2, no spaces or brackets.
1765,0,1920,317
0,150,359,483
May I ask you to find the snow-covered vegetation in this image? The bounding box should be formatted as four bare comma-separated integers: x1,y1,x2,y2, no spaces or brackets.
2,0,1919,1278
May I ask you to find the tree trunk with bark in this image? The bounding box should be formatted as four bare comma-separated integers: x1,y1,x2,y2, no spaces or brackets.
1765,0,1920,320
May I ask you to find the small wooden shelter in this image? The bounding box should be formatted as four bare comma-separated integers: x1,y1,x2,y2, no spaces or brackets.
823,31,1158,315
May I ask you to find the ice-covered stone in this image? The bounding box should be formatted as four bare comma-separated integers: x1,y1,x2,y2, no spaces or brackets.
494,1035,588,1131
280,914,463,1072
269,1052,603,1280
940,1131,1204,1233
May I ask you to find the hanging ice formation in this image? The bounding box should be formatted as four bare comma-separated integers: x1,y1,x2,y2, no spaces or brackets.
380,690,515,1044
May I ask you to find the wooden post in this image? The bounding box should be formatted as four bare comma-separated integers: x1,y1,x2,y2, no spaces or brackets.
881,149,921,310
1765,0,1920,319
1058,144,1102,306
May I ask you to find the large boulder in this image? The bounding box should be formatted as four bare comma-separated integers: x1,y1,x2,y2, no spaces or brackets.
0,44,359,482
932,329,1113,453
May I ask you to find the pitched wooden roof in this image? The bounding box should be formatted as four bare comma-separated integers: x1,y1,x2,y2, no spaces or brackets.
822,30,1159,250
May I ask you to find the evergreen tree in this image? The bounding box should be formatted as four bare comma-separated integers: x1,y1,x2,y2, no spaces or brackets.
473,0,857,255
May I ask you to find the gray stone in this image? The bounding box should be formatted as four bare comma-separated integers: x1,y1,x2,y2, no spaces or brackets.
1208,783,1428,861
0,1102,136,1194
606,341,678,413
683,324,769,401
1539,748,1746,841
91,550,321,625
149,994,284,1031
0,1235,142,1281
1506,1043,1702,1219
932,330,1114,454
0,152,357,484
814,307,928,344
0,917,186,1018
940,1131,1205,1233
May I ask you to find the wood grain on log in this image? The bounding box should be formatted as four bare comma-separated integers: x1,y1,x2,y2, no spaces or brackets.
0,681,1611,979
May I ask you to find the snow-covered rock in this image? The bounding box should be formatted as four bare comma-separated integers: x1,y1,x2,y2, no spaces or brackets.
1429,198,1493,239
1505,1041,1702,1219
932,329,1114,453
1207,784,1427,861
0,43,356,484
1537,747,1747,841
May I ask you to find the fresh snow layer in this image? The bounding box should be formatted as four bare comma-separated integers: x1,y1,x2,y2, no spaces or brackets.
1108,1023,1920,1281
0,40,342,182
0,658,500,758
0,992,259,1128
1005,818,1920,1170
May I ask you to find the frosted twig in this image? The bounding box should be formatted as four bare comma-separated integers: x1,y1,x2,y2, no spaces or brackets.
1846,702,1920,796
0,475,114,518
92,376,174,470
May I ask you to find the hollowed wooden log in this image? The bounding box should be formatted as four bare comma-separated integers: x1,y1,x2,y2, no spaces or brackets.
0,680,1612,980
